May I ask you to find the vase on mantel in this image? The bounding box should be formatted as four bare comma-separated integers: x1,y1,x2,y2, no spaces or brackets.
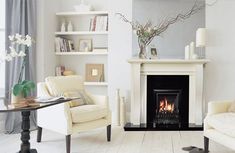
138,43,148,59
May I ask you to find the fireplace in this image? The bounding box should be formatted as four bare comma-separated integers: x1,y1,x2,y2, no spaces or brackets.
147,75,189,130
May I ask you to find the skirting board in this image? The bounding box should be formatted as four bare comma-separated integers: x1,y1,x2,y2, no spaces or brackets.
0,120,5,133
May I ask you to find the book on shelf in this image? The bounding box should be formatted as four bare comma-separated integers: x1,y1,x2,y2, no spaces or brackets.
55,37,75,53
89,15,108,31
55,66,65,76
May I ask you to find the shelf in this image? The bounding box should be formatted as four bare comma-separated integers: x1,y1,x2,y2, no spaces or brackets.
56,11,108,16
84,82,108,86
55,52,108,55
55,31,108,35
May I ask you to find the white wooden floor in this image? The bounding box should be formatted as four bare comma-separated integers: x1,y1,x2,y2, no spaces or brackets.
0,127,234,153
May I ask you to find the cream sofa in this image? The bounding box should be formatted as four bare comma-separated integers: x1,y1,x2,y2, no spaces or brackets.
204,100,235,152
36,75,111,153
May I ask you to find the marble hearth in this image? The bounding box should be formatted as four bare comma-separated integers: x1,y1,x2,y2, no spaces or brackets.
127,58,209,129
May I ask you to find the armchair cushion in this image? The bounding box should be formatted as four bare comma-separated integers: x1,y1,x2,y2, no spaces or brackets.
64,90,93,107
70,105,108,123
206,112,235,137
45,75,84,96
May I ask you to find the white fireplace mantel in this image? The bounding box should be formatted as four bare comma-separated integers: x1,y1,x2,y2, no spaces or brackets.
128,58,210,126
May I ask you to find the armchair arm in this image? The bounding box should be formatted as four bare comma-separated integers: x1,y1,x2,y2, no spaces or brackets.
37,82,51,98
37,102,73,135
87,93,109,108
207,100,234,116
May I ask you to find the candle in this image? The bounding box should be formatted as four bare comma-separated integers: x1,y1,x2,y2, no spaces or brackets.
185,45,190,60
190,42,195,59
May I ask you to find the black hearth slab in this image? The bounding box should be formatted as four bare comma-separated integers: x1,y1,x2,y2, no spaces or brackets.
124,123,203,131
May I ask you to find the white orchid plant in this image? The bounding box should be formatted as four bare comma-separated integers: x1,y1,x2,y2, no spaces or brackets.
0,34,35,98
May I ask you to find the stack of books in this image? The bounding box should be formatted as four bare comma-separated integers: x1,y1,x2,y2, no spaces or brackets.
89,15,108,31
55,66,65,76
55,37,75,52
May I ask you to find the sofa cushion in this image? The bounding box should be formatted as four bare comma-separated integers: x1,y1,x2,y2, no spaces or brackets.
206,113,235,137
70,105,107,123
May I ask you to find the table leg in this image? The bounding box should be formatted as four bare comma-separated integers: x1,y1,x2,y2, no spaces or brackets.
18,111,37,153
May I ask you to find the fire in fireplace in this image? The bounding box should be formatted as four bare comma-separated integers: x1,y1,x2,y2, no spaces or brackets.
154,90,181,127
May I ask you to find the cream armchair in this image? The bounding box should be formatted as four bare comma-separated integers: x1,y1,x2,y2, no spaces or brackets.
204,100,235,152
36,75,111,153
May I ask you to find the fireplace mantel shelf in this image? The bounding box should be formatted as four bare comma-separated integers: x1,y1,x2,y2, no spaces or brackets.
128,58,210,64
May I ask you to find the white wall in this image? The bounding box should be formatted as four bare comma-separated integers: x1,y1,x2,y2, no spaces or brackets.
133,0,205,58
36,0,60,82
108,0,132,124
205,0,235,103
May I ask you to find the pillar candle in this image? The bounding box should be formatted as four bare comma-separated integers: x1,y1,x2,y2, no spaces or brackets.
185,45,190,60
190,42,195,59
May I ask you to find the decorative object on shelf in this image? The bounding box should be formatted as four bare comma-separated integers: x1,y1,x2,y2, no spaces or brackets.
120,96,126,126
85,64,104,82
116,88,121,126
63,70,75,76
190,42,195,57
67,21,73,32
89,16,108,32
189,41,198,59
0,34,35,104
149,48,158,59
61,21,66,32
185,45,190,60
79,39,92,52
55,66,65,76
116,1,205,59
196,28,206,59
74,0,92,12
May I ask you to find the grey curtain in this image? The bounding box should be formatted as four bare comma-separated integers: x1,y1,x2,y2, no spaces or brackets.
4,0,37,134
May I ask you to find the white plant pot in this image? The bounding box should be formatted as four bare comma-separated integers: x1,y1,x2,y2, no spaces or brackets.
11,92,24,104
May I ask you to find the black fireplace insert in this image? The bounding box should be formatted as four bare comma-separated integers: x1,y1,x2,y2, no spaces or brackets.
147,75,189,130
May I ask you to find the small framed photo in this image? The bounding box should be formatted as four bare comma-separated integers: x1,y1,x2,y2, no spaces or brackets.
79,39,92,52
85,64,104,82
150,48,158,59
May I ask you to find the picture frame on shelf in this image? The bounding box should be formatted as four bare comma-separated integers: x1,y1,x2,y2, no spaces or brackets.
85,64,104,82
79,39,92,52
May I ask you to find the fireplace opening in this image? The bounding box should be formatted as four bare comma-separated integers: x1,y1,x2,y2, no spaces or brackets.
147,75,189,130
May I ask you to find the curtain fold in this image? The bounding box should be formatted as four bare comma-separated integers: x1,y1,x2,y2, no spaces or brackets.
5,0,37,134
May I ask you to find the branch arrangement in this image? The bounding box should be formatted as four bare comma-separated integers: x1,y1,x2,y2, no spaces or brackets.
116,0,205,48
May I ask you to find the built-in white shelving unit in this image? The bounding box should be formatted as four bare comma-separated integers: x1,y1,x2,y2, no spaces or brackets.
56,11,108,16
55,31,108,35
55,10,108,93
55,52,108,56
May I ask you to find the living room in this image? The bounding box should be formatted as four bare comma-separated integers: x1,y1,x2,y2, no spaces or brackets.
0,0,235,153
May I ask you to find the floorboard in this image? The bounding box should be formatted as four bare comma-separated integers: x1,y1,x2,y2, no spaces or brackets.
0,127,234,153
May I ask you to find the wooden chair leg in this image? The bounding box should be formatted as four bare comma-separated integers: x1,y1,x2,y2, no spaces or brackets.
37,127,42,143
66,135,71,153
107,125,111,142
204,136,209,153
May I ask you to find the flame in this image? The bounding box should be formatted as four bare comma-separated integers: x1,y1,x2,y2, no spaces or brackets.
159,97,175,113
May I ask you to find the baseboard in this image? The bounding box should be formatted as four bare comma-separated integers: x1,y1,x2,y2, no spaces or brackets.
0,120,5,133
